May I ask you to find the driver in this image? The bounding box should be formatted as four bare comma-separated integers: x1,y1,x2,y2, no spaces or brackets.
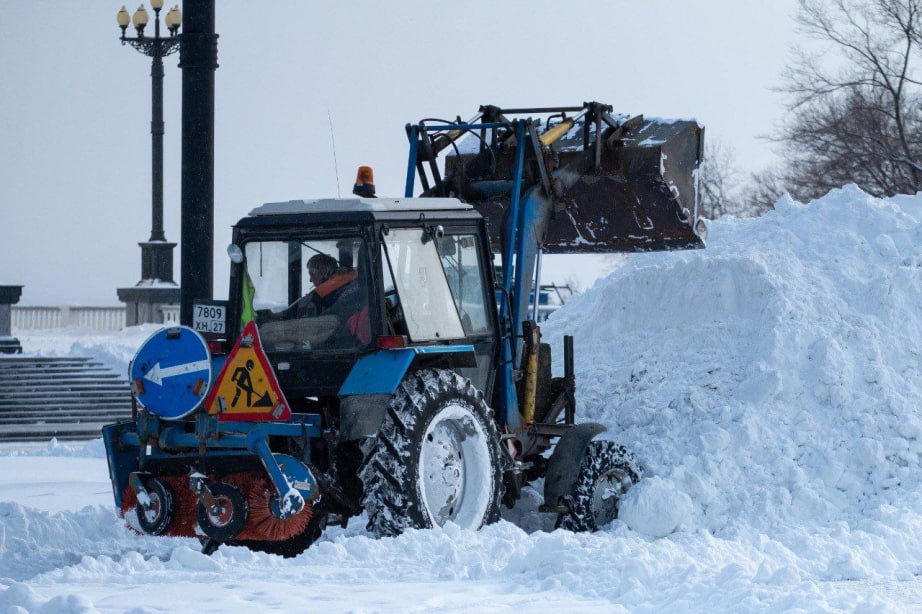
287,254,343,318
287,253,370,345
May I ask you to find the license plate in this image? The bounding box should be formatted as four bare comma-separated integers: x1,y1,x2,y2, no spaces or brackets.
193,301,226,334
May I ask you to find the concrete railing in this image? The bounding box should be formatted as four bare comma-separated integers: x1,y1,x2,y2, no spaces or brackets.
12,304,183,331
160,304,180,324
13,306,127,331
13,304,182,331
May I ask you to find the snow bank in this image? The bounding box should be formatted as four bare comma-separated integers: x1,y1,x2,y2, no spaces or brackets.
0,502,187,583
0,507,899,611
544,184,922,565
618,476,694,537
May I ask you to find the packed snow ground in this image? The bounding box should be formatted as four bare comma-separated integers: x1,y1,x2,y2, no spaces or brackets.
4,185,922,611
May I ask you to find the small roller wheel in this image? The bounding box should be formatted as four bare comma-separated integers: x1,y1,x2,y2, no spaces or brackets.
197,482,249,542
136,478,174,536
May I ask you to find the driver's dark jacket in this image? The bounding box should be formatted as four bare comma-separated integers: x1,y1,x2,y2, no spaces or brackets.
287,271,370,347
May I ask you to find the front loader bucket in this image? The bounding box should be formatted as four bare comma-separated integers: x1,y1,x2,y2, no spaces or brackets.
542,118,706,253
438,111,706,254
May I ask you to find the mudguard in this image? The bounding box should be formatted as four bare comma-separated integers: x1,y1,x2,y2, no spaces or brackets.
338,346,476,396
337,346,476,441
543,422,607,509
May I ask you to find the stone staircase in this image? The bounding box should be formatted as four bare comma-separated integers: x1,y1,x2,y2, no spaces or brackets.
0,356,132,442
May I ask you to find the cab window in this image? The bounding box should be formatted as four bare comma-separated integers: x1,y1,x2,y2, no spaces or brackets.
241,237,371,352
382,228,465,342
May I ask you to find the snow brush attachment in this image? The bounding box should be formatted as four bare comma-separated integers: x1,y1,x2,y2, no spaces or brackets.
227,472,313,542
120,470,314,543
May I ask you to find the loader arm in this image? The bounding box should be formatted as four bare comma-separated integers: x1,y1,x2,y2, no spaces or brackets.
404,102,707,426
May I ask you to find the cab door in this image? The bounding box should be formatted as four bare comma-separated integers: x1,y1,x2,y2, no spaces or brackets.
435,229,498,398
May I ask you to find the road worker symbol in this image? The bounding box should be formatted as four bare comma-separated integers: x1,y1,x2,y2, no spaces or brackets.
205,321,290,421
231,359,255,406
230,359,273,408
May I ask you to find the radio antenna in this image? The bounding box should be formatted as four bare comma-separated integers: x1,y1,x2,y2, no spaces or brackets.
327,111,342,198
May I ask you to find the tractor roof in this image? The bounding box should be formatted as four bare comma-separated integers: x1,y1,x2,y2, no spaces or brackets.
249,197,472,217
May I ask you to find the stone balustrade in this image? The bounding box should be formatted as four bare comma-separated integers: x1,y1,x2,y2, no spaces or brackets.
12,304,179,331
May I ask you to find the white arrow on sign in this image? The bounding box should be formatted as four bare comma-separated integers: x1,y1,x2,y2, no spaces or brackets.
143,360,210,386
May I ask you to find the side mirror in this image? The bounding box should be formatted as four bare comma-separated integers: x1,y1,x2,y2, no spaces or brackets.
227,244,244,264
421,225,445,245
437,234,458,254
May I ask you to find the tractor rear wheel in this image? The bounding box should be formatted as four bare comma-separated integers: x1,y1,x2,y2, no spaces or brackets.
360,369,503,537
558,440,642,532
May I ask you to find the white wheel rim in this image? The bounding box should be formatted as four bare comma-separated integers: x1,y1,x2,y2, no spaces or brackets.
418,402,492,528
591,469,632,527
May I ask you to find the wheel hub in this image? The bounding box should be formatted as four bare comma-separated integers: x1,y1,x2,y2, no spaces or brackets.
424,423,465,520
591,469,633,527
206,496,235,527
142,492,162,524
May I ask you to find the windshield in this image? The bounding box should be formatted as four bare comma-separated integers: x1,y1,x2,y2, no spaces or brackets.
241,237,371,352
382,228,465,342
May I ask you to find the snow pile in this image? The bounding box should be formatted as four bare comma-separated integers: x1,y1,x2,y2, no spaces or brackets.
544,184,922,566
618,475,694,537
0,502,169,583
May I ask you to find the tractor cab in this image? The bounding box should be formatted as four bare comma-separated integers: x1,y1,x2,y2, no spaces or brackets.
226,196,500,403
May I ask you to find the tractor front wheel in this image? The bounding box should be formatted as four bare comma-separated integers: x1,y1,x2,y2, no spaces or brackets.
558,440,642,532
360,370,503,537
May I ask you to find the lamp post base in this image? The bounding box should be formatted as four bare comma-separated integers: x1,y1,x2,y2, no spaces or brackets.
0,286,23,354
117,284,181,327
0,338,22,355
140,241,177,283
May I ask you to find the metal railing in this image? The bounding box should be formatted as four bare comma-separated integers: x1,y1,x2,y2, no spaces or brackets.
12,305,180,331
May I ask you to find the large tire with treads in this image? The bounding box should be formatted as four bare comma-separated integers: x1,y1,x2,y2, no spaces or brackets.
360,369,503,537
558,440,642,532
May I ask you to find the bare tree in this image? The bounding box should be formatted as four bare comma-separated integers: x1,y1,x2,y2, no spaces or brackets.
699,140,745,218
763,0,922,205
698,139,775,218
743,166,787,214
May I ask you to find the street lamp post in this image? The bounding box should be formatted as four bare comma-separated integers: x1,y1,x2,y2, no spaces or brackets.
116,3,183,325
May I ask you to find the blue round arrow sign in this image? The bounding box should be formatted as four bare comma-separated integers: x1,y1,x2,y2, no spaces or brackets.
130,325,212,419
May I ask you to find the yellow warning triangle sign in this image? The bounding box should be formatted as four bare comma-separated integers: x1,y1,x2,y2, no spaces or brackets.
205,321,291,422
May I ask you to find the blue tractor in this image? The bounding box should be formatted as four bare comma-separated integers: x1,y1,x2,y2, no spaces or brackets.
103,103,705,555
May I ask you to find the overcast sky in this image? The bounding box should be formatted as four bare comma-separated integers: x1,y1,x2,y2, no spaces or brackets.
0,0,801,305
